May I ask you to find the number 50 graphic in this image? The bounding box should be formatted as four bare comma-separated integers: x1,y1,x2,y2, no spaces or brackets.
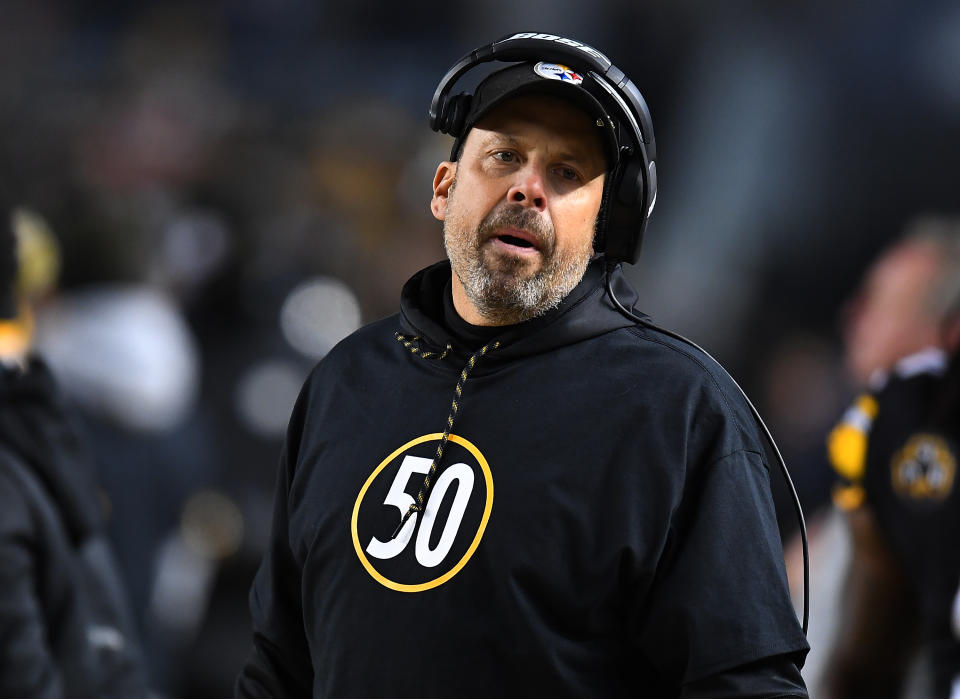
351,433,494,592
365,455,474,567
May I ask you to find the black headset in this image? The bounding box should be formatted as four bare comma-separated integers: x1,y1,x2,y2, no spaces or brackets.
429,32,658,265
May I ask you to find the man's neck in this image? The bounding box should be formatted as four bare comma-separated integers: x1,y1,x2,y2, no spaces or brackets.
450,275,504,327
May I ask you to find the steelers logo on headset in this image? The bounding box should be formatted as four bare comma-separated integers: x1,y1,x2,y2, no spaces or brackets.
351,433,493,593
890,433,956,501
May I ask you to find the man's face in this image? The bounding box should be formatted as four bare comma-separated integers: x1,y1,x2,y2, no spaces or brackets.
431,94,607,326
843,239,944,384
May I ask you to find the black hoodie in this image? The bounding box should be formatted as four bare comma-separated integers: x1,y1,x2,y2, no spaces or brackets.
237,260,808,698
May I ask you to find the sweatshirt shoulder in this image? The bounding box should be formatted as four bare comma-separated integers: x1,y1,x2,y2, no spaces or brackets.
292,314,401,402
314,314,401,366
284,315,403,444
618,324,742,394
614,324,762,446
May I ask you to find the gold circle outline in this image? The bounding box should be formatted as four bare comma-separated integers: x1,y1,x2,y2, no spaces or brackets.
350,433,493,592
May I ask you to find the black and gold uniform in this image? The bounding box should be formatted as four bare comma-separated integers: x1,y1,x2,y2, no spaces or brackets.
829,348,960,697
236,259,808,698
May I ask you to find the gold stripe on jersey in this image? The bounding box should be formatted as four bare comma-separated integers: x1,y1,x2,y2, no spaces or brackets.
832,483,866,511
828,394,879,483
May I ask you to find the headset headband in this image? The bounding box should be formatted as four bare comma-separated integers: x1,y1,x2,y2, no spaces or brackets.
430,32,655,161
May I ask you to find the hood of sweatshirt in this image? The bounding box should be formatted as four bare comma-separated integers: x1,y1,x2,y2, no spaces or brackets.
397,258,642,365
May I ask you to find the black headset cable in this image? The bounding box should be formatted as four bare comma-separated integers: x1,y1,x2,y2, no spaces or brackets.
604,265,810,636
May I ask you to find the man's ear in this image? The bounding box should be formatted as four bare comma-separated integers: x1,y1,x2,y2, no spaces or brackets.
431,161,456,221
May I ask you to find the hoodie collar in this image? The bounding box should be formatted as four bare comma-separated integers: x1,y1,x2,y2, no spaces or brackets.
399,257,640,362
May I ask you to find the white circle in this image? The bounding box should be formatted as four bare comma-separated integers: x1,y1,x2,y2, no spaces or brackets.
279,276,362,359
235,359,305,438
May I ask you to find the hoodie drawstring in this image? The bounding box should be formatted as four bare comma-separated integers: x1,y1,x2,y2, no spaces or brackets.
391,332,499,539
395,333,452,360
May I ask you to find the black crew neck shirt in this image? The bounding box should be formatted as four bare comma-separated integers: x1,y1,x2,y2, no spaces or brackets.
441,280,511,350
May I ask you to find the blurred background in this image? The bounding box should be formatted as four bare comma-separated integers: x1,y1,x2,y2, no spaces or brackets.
2,0,960,695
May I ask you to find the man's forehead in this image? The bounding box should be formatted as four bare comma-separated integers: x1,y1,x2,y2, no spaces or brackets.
467,95,608,163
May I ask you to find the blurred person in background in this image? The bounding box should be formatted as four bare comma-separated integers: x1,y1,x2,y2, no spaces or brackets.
0,201,150,697
236,32,807,698
819,215,960,697
842,217,960,388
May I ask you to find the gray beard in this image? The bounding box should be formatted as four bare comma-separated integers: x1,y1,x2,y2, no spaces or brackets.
443,204,593,326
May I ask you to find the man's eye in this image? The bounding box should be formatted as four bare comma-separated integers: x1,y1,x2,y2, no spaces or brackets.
557,167,580,181
493,151,515,163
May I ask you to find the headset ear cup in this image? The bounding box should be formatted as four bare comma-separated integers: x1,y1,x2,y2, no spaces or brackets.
438,93,472,136
616,158,645,208
603,156,649,263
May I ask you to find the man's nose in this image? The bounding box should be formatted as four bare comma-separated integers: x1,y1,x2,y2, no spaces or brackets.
506,166,546,211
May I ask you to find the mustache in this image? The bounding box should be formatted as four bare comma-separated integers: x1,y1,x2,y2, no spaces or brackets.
477,205,554,251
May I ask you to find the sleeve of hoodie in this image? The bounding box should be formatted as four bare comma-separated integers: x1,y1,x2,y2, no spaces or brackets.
0,456,65,699
634,441,809,693
235,384,314,699
680,653,808,697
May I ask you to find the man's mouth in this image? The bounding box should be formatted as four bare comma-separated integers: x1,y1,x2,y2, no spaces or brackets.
489,227,542,253
499,234,535,248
